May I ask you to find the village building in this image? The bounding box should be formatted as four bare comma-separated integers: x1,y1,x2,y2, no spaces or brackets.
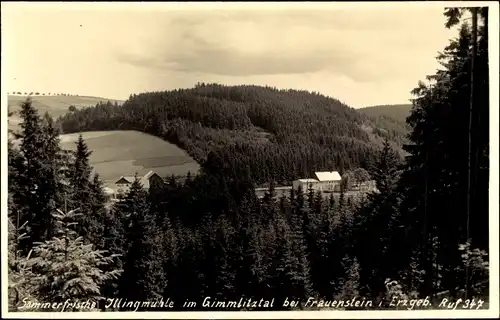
255,170,375,201
292,178,321,192
314,171,342,192
111,170,164,199
292,171,342,193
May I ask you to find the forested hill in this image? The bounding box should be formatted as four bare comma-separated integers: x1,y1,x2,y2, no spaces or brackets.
357,104,411,151
57,83,407,185
359,104,412,124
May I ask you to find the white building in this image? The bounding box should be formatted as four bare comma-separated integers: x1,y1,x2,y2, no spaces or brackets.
314,171,342,192
292,178,321,191
292,171,342,193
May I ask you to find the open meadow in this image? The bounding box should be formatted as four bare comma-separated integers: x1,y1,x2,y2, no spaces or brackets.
59,130,200,187
7,95,123,132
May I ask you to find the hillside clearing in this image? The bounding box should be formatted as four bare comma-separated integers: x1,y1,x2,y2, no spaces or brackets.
59,130,200,187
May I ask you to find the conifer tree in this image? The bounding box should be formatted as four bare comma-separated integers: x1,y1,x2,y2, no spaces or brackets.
147,182,179,302
400,7,489,296
88,173,107,248
24,208,122,310
233,195,259,298
316,198,339,298
117,177,165,308
336,256,361,304
99,204,126,299
7,139,24,243
272,215,312,308
370,138,402,195
354,139,403,297
262,181,278,222
7,139,23,212
7,217,34,311
41,112,64,208
12,99,62,251
68,134,93,240
159,212,178,301
212,216,237,301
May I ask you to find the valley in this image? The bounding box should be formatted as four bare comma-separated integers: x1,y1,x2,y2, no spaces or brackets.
7,86,410,191
55,84,411,186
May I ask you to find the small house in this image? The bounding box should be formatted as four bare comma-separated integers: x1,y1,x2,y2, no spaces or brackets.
114,170,164,197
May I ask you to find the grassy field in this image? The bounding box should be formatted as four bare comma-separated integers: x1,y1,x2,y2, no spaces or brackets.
7,95,123,132
59,130,200,188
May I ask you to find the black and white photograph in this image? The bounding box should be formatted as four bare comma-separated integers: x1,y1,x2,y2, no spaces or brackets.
1,1,498,318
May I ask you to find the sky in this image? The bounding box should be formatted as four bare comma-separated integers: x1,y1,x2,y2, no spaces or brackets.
2,2,458,108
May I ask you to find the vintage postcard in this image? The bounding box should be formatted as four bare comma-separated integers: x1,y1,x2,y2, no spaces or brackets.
1,1,498,319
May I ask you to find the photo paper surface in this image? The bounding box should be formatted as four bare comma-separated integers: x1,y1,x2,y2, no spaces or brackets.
1,1,498,319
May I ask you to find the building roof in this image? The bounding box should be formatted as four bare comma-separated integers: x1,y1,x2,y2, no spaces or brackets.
143,170,155,179
115,177,133,185
315,171,342,182
114,171,163,189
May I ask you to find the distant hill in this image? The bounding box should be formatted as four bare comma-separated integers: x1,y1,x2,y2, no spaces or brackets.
7,95,123,133
359,104,412,124
56,83,410,185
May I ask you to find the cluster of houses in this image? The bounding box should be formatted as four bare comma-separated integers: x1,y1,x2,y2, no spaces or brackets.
103,169,376,202
254,170,376,199
103,170,164,201
254,171,343,199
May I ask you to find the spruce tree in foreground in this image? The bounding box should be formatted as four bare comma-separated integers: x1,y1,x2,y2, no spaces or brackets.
12,99,61,251
24,208,122,311
400,8,489,297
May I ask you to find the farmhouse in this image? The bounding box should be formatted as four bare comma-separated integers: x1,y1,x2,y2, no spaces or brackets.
112,170,164,198
292,171,342,192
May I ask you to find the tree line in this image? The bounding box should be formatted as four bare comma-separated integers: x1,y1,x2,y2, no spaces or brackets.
8,92,81,96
